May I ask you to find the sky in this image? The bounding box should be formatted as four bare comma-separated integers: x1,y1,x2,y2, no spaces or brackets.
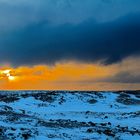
0,0,140,90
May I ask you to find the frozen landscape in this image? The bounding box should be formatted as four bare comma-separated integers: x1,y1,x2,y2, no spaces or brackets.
0,90,139,140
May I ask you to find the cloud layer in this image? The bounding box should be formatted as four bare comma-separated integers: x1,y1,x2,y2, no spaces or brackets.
0,13,140,66
0,0,140,66
1,0,140,29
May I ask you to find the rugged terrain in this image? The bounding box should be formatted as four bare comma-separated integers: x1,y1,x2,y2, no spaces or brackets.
0,90,140,140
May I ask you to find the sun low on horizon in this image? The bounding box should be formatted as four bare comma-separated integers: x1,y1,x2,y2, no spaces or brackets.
0,69,16,81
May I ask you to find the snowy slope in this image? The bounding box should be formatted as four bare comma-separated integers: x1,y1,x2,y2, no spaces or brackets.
0,90,140,140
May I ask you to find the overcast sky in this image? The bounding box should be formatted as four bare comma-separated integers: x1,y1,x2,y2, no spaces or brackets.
0,0,140,90
0,0,140,66
0,0,140,30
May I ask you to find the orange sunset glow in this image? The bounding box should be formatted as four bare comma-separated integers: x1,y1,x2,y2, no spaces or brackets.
0,57,140,90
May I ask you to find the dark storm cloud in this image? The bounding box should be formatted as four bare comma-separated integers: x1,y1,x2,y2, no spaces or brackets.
0,13,140,66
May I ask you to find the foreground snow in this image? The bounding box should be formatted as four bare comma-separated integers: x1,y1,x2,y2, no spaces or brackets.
0,90,140,140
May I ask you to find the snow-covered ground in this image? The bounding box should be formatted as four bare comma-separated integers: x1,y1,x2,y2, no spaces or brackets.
0,90,140,140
